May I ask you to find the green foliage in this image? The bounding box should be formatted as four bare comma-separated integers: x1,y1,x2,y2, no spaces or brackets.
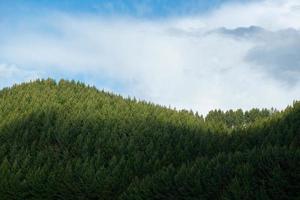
0,79,299,199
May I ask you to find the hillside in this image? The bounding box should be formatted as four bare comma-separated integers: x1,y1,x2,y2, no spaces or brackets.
0,79,299,200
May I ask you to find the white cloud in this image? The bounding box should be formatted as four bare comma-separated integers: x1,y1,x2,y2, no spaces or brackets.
0,0,300,114
0,63,40,88
200,0,300,30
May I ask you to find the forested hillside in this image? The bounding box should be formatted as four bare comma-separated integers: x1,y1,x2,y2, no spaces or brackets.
0,79,299,200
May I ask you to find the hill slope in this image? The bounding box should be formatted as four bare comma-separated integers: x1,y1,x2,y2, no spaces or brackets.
0,79,299,200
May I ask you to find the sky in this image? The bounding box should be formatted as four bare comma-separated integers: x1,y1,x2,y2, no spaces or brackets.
0,0,300,114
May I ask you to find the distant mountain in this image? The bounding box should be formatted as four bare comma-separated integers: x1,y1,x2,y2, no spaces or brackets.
211,26,300,41
210,26,267,40
0,79,299,199
218,25,264,36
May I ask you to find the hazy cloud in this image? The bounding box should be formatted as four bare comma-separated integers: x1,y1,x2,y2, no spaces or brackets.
212,26,300,84
0,63,40,88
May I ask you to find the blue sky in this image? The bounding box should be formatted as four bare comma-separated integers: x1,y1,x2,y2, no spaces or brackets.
1,0,300,113
0,0,256,18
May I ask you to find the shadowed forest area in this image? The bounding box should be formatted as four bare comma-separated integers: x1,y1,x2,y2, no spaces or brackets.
0,79,299,199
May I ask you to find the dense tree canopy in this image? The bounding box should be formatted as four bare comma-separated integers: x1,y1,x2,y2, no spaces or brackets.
0,79,299,199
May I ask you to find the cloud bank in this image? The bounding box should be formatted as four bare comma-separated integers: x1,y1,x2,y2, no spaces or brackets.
1,0,300,114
